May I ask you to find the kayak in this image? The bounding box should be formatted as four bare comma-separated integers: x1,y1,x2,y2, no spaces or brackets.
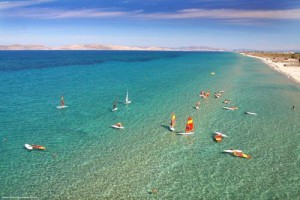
233,151,252,159
32,145,46,150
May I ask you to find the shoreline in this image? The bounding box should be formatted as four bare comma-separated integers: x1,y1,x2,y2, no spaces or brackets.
240,53,300,84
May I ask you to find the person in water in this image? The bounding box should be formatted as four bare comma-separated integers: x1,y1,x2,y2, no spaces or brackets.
293,105,295,110
116,123,122,127
195,101,200,109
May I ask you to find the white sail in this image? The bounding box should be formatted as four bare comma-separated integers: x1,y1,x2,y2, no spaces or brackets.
125,90,131,104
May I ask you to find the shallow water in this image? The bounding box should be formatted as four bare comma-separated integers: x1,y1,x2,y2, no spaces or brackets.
0,51,299,199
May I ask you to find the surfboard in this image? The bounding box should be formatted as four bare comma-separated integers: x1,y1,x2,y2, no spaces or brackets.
56,105,68,109
215,132,228,137
112,108,118,112
24,144,33,150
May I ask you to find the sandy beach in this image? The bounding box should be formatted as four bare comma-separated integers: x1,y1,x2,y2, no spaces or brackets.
241,53,300,84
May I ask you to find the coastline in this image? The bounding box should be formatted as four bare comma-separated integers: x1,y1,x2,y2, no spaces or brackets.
240,53,300,84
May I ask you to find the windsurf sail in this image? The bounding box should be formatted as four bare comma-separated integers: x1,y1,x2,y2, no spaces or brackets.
113,97,118,109
170,112,176,128
125,90,131,104
185,117,194,132
61,96,65,106
126,91,129,101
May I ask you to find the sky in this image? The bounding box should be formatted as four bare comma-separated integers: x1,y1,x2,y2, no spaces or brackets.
1,0,300,50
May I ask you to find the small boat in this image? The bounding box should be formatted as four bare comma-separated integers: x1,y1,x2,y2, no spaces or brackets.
245,111,257,116
32,144,46,150
169,112,176,131
124,90,131,104
177,116,194,135
111,123,124,129
112,97,118,112
57,96,68,109
24,144,33,150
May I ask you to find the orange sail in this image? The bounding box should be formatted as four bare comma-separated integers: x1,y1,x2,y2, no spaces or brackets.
170,112,176,128
185,117,194,132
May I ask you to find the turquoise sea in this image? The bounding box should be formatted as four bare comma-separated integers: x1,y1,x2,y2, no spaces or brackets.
0,51,299,199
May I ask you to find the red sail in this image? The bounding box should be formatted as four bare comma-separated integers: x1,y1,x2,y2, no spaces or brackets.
185,117,194,132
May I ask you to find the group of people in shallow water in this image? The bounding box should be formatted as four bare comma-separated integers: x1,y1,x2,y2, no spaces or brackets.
199,90,210,98
196,89,251,159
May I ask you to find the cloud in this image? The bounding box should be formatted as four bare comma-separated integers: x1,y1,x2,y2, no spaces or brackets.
5,8,132,18
0,0,54,10
138,8,300,20
2,5,300,21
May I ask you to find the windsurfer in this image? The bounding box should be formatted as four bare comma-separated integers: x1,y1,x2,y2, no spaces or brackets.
61,96,64,106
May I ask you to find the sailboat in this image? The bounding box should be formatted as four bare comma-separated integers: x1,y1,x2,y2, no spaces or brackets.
169,112,176,131
56,96,68,109
178,116,194,135
112,97,118,112
124,90,131,104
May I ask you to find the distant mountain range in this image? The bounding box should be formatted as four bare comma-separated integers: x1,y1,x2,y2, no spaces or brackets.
0,44,225,51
